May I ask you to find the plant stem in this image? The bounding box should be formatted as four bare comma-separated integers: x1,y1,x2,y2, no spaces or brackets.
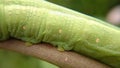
0,39,110,68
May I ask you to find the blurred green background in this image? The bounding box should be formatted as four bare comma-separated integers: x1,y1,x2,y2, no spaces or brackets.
0,0,120,68
47,0,120,19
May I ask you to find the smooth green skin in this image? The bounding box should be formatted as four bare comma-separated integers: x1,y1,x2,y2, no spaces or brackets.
1,0,120,68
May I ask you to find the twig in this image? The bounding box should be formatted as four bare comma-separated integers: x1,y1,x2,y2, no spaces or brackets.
0,39,110,68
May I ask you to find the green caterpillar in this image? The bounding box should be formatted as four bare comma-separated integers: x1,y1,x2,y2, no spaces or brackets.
1,0,120,68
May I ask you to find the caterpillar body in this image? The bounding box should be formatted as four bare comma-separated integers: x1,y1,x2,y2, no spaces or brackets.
0,0,120,67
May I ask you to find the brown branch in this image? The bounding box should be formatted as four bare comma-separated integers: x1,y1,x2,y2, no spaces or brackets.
0,39,110,68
